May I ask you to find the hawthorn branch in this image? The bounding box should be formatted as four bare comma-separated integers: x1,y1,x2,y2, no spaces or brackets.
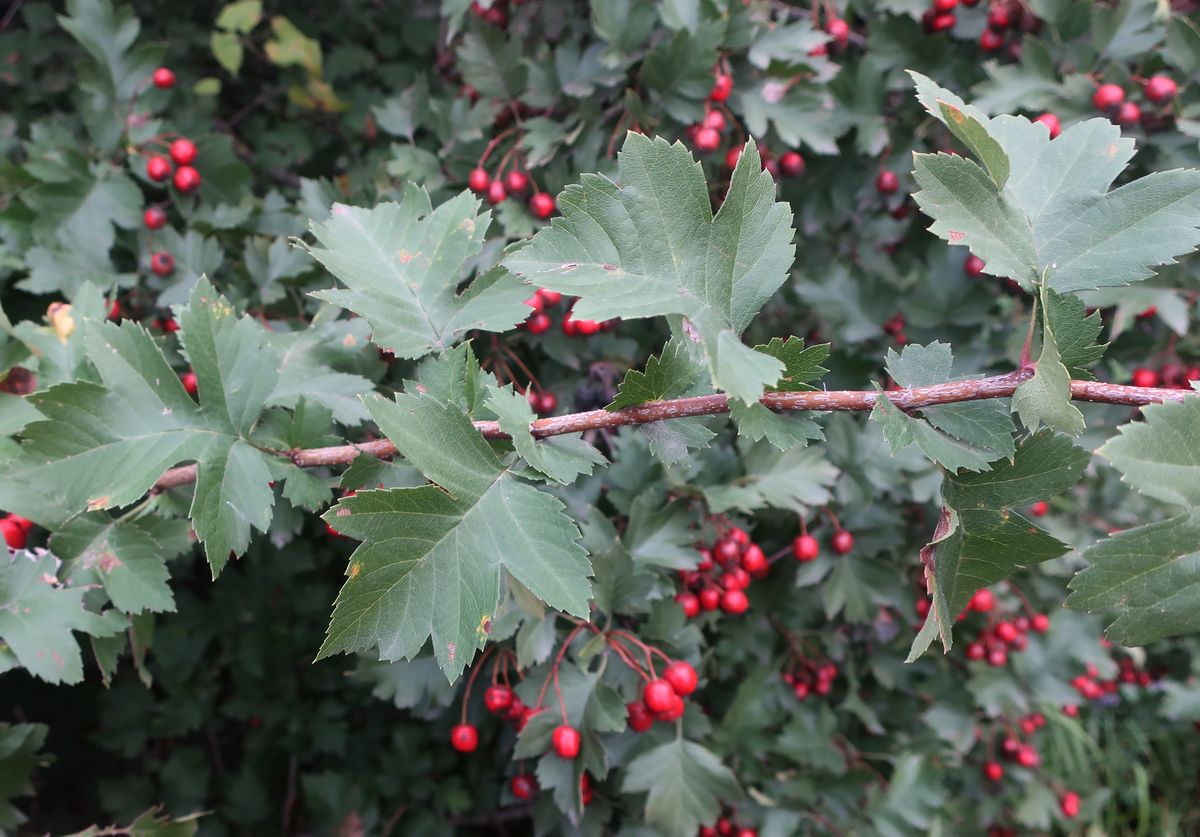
149,371,1193,493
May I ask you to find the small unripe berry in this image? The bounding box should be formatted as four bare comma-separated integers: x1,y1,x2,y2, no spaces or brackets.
152,67,175,89
450,722,478,753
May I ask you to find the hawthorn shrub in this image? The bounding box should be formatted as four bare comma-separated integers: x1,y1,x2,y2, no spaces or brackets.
2,0,1200,834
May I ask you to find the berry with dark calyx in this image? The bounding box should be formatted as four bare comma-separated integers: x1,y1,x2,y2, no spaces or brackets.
693,127,721,154
146,155,172,182
173,165,201,193
740,543,767,573
483,684,514,714
526,311,550,334
1132,367,1160,388
181,371,198,396
1060,791,1080,818
143,206,168,230
551,724,581,759
511,773,537,801
169,138,197,166
1092,83,1125,112
1113,101,1141,127
152,67,175,89
1144,75,1177,104
826,18,851,47
450,723,478,752
1029,500,1049,517
529,192,556,219
468,167,491,193
984,761,1003,782
627,700,654,732
969,588,995,612
1034,112,1062,138
504,170,529,194
1031,613,1050,634
792,533,819,561
831,529,854,555
664,661,698,696
486,180,508,205
150,251,175,276
875,171,899,194
709,73,733,102
721,588,750,614
779,150,805,177
979,29,1004,51
643,679,678,714
676,591,700,618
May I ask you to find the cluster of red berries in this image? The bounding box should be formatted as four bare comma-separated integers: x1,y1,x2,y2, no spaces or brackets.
0,513,34,549
467,166,556,218
792,523,853,561
917,587,1049,667
674,527,766,618
142,67,202,281
687,70,804,181
450,683,546,754
983,718,1080,830
1071,654,1158,702
1093,75,1178,129
698,813,757,837
517,287,616,338
883,313,908,345
525,386,557,416
974,1,1041,54
781,660,840,701
469,0,510,27
1130,362,1199,390
627,660,699,729
920,0,966,36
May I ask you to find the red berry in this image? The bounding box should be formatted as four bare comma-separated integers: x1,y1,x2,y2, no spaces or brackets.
574,318,601,336
875,171,899,194
643,679,678,714
724,144,743,169
146,156,172,182
450,723,478,752
826,18,851,47
721,588,749,614
536,288,561,306
966,641,986,660
5,515,33,532
169,138,197,166
717,818,734,836
1092,83,1125,112
664,661,698,696
792,534,819,561
933,0,957,11
693,127,721,154
526,312,550,334
1144,74,1178,104
484,684,514,714
627,700,654,732
987,7,1011,29
987,647,1008,667
655,691,686,721
676,591,700,618
736,828,758,837
1029,500,1049,517
505,170,529,194
1020,717,1036,735
1031,613,1050,634
831,530,854,555
727,527,750,546
1034,112,1062,139
703,110,726,132
699,588,722,611
713,537,742,566
551,724,581,759
983,761,1003,782
740,543,767,574
486,181,508,205
181,371,198,396
511,773,537,800
143,206,168,230
979,29,1004,51
152,67,175,89
916,596,930,618
1132,367,1160,388
793,681,810,699
721,567,750,591
1060,790,1080,818
930,12,956,32
468,168,491,193
0,518,27,549
1016,744,1040,768
710,73,733,102
524,294,544,314
969,588,995,612
1063,703,1078,717
173,165,201,193
529,192,556,219
1001,736,1020,756
1113,101,1141,127
995,621,1019,644
538,392,557,414
779,151,805,178
150,251,175,276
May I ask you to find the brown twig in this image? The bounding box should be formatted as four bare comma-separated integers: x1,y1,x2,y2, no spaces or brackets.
149,371,1193,492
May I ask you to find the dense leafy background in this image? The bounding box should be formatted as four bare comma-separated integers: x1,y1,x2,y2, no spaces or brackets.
2,0,1200,834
